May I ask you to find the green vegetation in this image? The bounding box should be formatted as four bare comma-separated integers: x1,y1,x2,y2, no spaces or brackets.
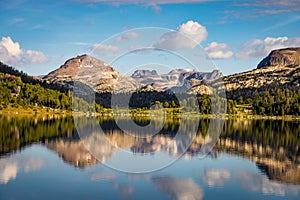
220,119,300,163
230,90,300,116
0,72,72,111
1,115,300,161
252,90,300,116
0,62,299,117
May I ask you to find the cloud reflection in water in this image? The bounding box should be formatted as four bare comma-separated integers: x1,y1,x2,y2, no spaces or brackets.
152,176,204,200
0,155,45,184
234,170,300,196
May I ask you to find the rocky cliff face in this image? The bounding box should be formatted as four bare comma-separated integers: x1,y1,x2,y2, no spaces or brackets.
44,54,140,93
44,54,222,95
44,47,300,98
131,68,223,92
257,48,300,69
216,47,300,99
131,69,158,78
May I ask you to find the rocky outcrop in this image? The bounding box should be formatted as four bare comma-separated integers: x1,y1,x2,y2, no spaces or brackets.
44,54,222,95
131,69,158,78
213,47,300,99
131,68,223,92
43,47,299,98
257,48,300,69
44,54,140,93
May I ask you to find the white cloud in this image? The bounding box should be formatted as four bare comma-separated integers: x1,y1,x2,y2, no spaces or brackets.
23,50,49,64
92,43,120,56
7,18,24,25
114,31,138,43
155,20,208,50
236,36,300,59
204,42,233,59
68,42,91,46
0,36,48,66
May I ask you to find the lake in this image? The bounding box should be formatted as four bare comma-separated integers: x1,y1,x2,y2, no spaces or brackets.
0,114,299,200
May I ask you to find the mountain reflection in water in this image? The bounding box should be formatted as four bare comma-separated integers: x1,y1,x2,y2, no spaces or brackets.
0,115,299,185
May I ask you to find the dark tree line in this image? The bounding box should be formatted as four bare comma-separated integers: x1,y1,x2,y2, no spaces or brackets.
0,72,72,110
251,89,300,116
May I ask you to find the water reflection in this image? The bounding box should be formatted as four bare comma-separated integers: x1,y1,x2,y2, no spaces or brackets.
0,115,299,184
202,169,230,187
234,170,300,196
90,169,135,197
46,139,98,168
0,154,45,184
152,176,204,200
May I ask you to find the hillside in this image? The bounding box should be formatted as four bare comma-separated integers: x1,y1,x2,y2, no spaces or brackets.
44,54,140,93
43,54,223,95
0,62,74,112
1,47,300,115
220,48,300,100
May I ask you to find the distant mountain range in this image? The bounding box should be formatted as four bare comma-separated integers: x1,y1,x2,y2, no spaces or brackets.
42,54,223,95
41,47,300,98
1,47,300,99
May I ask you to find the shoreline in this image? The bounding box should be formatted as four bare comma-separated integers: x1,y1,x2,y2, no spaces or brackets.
0,108,299,120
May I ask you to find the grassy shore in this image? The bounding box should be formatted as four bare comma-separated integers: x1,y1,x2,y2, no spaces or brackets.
0,105,299,120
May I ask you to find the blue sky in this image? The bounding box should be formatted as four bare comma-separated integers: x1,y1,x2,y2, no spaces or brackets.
0,0,300,76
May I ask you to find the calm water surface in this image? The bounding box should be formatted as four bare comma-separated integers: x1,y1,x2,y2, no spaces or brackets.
0,115,299,200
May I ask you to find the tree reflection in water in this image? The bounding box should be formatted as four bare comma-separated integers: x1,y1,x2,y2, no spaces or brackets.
0,115,299,184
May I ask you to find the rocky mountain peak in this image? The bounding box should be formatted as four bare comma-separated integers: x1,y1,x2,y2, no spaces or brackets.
43,54,140,93
44,54,115,80
257,47,300,69
131,69,158,78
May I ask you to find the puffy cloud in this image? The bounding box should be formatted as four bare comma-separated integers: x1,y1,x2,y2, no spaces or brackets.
92,43,120,56
236,36,300,59
204,42,233,59
202,169,231,186
0,36,48,66
155,20,208,50
114,31,138,43
23,50,48,64
152,176,204,200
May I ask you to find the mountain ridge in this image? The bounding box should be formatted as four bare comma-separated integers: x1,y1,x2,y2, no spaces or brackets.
1,47,300,99
257,47,300,69
44,54,140,93
43,54,223,94
217,47,300,99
